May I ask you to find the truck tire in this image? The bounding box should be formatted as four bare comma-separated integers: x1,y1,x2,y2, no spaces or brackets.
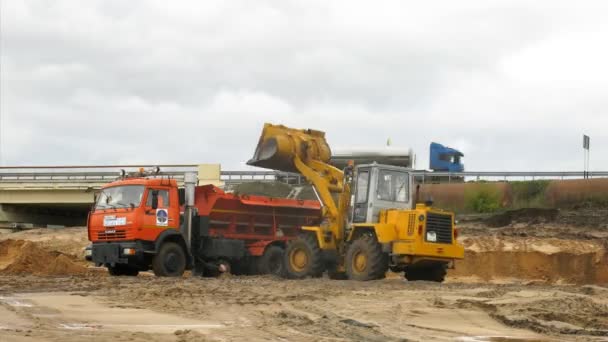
231,258,255,275
257,245,285,276
404,263,447,283
152,242,186,277
284,234,325,279
345,235,388,281
108,264,139,276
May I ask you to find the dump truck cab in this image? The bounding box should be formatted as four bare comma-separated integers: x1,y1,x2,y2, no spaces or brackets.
88,174,186,276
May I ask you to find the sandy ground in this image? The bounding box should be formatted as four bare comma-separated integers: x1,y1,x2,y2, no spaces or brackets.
1,210,608,341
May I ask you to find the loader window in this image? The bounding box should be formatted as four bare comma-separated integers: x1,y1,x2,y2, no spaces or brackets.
355,170,370,204
377,170,408,202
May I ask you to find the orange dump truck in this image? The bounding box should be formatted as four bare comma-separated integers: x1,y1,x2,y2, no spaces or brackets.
87,169,321,277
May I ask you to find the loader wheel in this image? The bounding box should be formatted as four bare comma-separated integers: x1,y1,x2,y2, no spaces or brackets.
152,242,186,277
345,235,388,281
257,245,285,276
404,263,447,283
284,234,325,279
108,264,139,276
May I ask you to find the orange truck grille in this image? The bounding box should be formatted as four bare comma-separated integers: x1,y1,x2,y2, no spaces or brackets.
96,229,128,240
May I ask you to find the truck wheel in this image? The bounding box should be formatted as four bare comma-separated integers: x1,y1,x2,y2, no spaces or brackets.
152,242,186,277
257,245,285,276
108,264,139,276
284,234,324,279
404,263,447,282
345,235,388,281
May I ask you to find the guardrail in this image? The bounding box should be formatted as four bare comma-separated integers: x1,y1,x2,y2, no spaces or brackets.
414,171,608,183
220,171,303,184
1,166,607,187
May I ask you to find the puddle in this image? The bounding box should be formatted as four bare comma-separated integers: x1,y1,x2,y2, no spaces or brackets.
0,296,33,307
11,293,225,334
456,336,542,342
60,323,224,331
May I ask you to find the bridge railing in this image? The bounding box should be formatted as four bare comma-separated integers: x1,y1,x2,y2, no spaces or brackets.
1,165,607,187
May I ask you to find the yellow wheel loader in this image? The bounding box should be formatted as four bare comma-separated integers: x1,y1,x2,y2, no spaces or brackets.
248,123,464,281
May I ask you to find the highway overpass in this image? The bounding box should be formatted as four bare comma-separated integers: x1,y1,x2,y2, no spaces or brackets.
1,164,606,228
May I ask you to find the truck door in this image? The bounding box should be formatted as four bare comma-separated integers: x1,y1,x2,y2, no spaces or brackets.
143,189,176,229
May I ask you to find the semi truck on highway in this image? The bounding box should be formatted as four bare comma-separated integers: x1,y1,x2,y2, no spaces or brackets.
87,169,321,277
331,142,465,183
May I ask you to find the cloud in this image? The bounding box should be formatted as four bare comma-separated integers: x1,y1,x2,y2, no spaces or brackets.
1,0,607,172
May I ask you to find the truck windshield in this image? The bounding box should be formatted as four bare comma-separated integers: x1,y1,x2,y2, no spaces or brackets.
95,185,145,210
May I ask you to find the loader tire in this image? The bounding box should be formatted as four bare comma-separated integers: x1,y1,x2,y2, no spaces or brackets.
257,245,285,276
404,263,447,283
345,235,388,281
152,242,186,277
284,234,325,279
108,264,139,276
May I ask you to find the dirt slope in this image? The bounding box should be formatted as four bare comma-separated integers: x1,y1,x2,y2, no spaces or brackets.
0,239,88,276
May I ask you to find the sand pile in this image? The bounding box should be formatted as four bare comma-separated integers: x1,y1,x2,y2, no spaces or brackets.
0,239,88,276
450,236,608,284
0,227,90,259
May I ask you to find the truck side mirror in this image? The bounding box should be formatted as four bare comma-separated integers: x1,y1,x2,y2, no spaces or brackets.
151,190,159,209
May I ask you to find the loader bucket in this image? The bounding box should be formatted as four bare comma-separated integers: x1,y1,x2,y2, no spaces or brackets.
247,123,332,173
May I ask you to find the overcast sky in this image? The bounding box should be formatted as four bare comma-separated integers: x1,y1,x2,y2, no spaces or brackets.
1,1,607,171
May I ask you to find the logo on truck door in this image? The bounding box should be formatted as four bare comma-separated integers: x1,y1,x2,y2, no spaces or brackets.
156,209,168,226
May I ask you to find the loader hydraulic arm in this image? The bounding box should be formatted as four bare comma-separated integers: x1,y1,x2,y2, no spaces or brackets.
248,123,350,242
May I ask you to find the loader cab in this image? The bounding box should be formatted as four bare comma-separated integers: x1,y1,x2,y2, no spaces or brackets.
351,164,413,224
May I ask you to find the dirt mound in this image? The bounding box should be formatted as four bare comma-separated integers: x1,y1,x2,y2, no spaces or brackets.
232,181,293,198
484,208,559,227
451,236,608,284
0,227,90,258
457,290,608,336
0,239,88,276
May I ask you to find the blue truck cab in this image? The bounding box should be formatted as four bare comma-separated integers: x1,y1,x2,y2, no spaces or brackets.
429,142,464,172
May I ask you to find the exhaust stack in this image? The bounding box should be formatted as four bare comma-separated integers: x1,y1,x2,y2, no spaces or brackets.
183,172,197,250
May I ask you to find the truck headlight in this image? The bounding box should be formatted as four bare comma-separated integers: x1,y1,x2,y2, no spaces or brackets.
85,249,92,257
123,248,136,256
426,231,437,242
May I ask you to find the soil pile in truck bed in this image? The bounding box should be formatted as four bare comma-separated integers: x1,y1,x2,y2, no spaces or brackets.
0,239,88,276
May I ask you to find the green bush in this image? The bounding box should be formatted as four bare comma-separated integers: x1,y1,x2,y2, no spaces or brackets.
510,180,550,208
464,185,502,213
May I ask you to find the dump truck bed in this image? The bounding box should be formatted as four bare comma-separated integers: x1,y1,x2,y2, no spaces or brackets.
193,185,322,255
